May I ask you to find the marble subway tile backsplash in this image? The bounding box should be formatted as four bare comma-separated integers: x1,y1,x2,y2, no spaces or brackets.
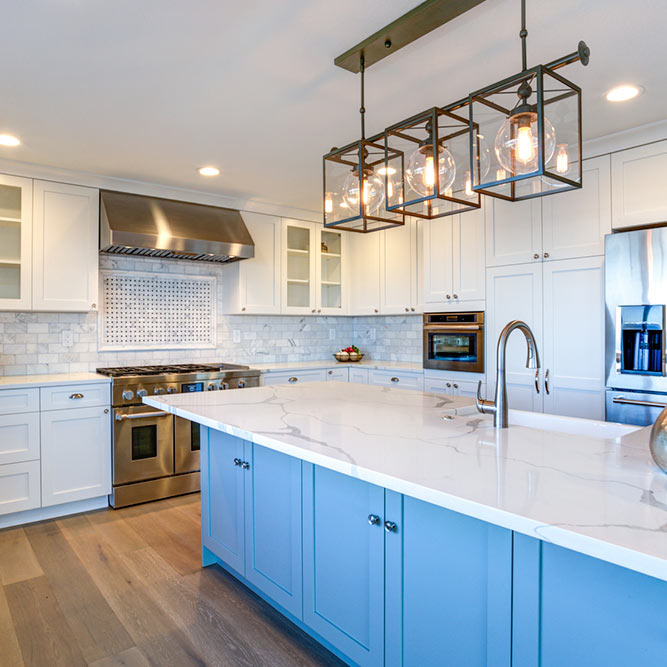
0,256,422,376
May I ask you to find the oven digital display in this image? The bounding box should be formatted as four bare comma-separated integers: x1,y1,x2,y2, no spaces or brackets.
181,382,204,392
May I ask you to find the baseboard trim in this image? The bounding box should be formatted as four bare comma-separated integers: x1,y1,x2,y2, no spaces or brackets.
0,496,109,530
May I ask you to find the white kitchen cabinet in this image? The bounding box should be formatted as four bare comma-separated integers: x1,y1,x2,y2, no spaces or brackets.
40,382,110,411
0,388,40,415
380,220,419,315
282,219,317,315
485,263,544,412
542,156,611,260
317,228,346,315
349,232,381,315
423,205,485,309
32,180,99,312
542,257,605,420
424,377,482,398
485,197,542,267
262,369,328,386
0,461,41,516
40,405,111,507
349,367,370,384
0,174,32,311
223,212,281,314
326,367,349,382
611,140,667,229
368,369,424,391
0,412,40,466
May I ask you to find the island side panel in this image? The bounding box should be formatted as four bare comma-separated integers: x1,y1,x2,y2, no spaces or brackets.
512,533,667,667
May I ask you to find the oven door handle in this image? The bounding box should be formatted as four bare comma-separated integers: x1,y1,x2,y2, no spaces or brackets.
424,325,481,331
612,397,667,409
115,411,171,421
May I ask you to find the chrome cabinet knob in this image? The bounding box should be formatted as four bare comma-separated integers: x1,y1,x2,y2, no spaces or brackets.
368,514,381,526
384,521,397,533
453,294,458,299
446,382,451,388
390,377,399,382
446,294,451,300
543,252,550,258
312,309,316,313
328,370,333,375
91,303,97,310
241,461,250,469
533,253,540,259
233,458,242,466
241,307,246,312
453,383,459,389
318,309,322,313
374,308,379,313
288,377,298,383
411,307,415,312
405,307,409,312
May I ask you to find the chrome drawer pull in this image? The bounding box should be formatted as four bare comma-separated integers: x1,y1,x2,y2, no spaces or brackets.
115,411,170,421
69,393,84,399
612,397,667,409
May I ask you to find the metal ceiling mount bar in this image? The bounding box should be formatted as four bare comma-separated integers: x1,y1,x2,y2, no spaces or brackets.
334,0,488,72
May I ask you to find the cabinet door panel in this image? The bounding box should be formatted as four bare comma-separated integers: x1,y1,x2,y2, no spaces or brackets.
349,367,370,384
0,412,40,465
453,205,485,301
542,257,605,419
380,221,416,314
326,367,349,381
542,155,611,260
32,181,99,312
422,216,453,305
201,429,246,574
303,463,385,667
486,264,543,412
0,460,40,516
318,228,346,315
41,406,111,506
385,493,512,667
349,232,381,315
282,219,316,314
245,444,302,618
486,198,542,267
611,139,667,229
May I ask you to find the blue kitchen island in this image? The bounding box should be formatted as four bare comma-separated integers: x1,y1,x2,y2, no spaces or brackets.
145,382,667,667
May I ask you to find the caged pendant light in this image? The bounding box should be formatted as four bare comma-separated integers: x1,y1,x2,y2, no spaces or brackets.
323,56,405,232
468,0,590,201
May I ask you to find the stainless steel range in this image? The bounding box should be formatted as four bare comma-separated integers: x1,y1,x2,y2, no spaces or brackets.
96,363,260,508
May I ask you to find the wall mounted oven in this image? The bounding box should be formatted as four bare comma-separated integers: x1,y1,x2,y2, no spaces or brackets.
423,312,484,373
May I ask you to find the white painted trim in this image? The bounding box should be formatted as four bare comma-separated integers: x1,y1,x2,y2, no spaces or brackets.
0,157,322,224
583,119,667,160
0,495,108,529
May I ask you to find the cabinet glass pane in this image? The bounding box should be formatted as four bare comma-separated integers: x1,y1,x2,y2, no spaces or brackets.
321,231,342,310
0,185,22,299
287,225,311,308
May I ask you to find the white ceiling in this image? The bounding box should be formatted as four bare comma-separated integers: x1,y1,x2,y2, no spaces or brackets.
1,0,666,213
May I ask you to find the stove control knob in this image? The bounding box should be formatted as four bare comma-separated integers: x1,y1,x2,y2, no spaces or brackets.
207,384,218,391
122,390,134,401
154,387,166,395
167,387,177,394
137,389,148,398
238,379,247,389
220,382,229,391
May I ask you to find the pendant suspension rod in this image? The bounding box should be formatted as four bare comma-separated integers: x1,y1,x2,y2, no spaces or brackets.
359,55,366,139
520,0,528,71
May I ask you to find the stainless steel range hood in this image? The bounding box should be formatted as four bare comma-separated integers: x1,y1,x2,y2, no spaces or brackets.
100,190,255,263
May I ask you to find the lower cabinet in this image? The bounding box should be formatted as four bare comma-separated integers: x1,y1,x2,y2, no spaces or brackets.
423,376,482,399
40,405,111,506
261,369,327,386
0,460,41,516
202,429,303,618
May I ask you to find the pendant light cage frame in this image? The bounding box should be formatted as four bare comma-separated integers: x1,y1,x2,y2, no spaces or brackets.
383,103,481,219
468,62,583,201
323,136,405,232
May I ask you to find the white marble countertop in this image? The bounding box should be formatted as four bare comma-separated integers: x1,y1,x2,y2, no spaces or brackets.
144,382,667,582
250,360,424,373
0,372,111,390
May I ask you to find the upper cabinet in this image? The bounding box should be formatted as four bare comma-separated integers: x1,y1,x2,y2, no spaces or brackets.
33,181,99,312
611,140,667,229
423,204,485,309
0,175,99,312
380,219,419,315
223,212,282,314
349,232,381,315
487,156,611,267
0,174,32,310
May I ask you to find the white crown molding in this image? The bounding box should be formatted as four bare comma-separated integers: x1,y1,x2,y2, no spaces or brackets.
583,119,667,159
0,157,322,224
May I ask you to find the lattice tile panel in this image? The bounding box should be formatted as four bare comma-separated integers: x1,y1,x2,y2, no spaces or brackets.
99,271,216,350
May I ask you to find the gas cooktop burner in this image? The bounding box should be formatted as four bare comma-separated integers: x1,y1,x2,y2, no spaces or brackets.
96,363,250,377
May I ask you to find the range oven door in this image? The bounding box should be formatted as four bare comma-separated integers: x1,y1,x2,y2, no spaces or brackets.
113,405,174,485
174,416,201,474
423,324,484,373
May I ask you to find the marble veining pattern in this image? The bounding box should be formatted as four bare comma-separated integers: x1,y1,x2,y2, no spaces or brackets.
144,382,667,582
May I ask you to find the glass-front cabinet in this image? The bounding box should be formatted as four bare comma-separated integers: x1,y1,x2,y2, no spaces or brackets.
0,175,32,310
282,219,346,315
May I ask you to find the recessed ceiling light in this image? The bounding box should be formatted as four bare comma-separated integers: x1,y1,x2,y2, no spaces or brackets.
606,84,642,102
0,134,20,147
198,166,220,176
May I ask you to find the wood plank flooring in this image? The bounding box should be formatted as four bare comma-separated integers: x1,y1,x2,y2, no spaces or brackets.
0,494,345,667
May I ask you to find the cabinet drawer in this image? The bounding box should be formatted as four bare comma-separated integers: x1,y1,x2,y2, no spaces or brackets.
0,460,41,516
40,383,110,411
369,370,424,391
424,378,482,398
0,413,40,465
326,367,349,382
262,370,327,386
349,368,370,384
0,388,40,415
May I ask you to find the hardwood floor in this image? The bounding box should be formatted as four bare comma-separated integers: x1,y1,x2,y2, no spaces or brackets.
0,494,345,667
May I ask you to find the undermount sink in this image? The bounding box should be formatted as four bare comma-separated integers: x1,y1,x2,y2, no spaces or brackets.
508,409,642,439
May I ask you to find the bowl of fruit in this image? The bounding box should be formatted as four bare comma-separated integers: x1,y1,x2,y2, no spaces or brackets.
334,346,364,362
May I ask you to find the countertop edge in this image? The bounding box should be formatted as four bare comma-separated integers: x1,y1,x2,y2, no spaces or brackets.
0,373,112,390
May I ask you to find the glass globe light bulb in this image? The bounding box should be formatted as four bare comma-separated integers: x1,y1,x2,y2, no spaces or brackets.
342,168,384,214
405,144,456,197
555,143,570,174
494,114,556,175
